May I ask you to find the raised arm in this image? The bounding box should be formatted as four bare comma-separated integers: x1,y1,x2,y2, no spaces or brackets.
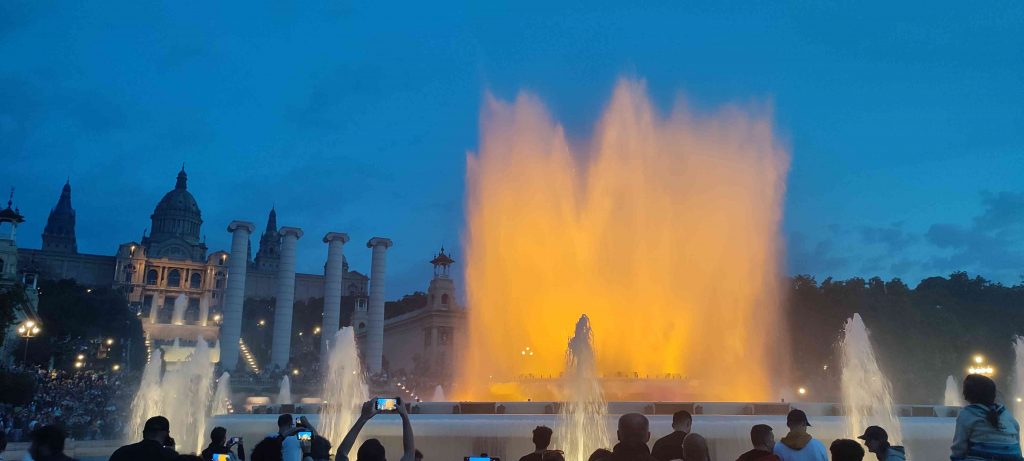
397,402,416,461
339,400,377,461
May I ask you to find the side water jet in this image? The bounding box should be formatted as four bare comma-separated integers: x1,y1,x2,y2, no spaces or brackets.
171,294,188,325
432,385,446,402
321,327,369,446
212,372,232,416
1013,336,1024,433
944,375,961,407
126,339,216,454
278,375,293,405
556,315,609,461
840,314,902,444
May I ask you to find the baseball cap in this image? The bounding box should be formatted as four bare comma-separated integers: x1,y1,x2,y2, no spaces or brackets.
858,426,888,442
786,409,811,427
143,416,170,433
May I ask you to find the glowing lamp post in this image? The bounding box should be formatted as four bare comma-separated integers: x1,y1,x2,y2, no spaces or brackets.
16,319,41,362
968,354,995,376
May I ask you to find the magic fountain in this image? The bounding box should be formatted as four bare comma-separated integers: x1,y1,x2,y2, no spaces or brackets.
202,80,958,460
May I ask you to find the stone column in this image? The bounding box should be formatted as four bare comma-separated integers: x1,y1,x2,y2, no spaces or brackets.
220,220,255,371
365,237,393,374
321,232,349,368
270,227,303,368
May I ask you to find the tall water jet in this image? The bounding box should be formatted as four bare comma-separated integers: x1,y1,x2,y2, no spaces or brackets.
944,375,961,407
432,385,446,402
556,315,610,461
1013,336,1024,426
459,78,789,400
126,340,216,454
212,372,232,415
171,294,188,325
278,375,293,405
321,327,369,445
840,314,902,444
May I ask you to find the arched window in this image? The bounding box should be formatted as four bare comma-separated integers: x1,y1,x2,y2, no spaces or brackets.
167,269,181,287
146,269,158,285
190,273,202,289
441,293,449,305
215,272,226,289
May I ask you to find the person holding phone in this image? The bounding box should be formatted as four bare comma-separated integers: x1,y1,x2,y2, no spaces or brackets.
337,399,416,461
202,427,245,461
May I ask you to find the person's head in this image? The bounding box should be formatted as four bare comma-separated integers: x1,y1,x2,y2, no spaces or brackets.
414,449,424,461
671,410,693,432
681,433,709,461
829,439,865,461
963,374,997,406
357,438,387,461
616,413,650,445
857,426,889,453
277,414,294,432
750,424,774,450
588,449,612,461
210,426,227,446
143,416,171,444
29,425,66,459
785,409,811,431
533,425,554,450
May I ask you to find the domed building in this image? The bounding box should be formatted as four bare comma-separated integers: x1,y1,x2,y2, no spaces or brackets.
143,167,208,261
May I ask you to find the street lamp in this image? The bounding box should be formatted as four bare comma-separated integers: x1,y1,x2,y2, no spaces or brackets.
16,319,41,362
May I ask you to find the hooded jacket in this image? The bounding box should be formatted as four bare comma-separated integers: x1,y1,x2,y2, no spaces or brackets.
773,431,827,461
878,445,906,461
951,403,1024,461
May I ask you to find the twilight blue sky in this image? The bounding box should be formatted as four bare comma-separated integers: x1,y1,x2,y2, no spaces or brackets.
2,1,1023,298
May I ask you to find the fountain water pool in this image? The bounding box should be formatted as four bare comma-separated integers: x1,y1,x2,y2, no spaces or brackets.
278,375,293,405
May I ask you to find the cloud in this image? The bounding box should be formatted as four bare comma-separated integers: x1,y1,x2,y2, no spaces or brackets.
925,191,1024,277
787,232,849,275
860,222,916,252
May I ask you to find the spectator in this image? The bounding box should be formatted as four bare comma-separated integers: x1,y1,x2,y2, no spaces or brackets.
592,413,657,461
414,449,423,461
857,426,905,461
682,433,709,461
773,410,827,461
519,426,564,461
588,449,612,461
338,400,415,461
951,374,1023,461
29,425,76,461
651,411,691,461
829,440,864,461
737,424,781,461
252,414,304,461
1,430,7,461
202,427,246,461
108,415,179,461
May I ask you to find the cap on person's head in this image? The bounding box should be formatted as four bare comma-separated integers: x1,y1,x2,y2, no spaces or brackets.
143,416,171,434
357,438,386,461
210,426,227,442
786,409,811,427
277,414,294,427
857,426,888,442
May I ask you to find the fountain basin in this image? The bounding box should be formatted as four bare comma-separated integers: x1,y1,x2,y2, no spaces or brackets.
211,403,956,461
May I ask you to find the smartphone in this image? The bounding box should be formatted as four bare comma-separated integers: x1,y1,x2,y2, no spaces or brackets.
212,454,231,461
228,436,242,445
465,457,499,461
297,431,313,442
374,397,401,412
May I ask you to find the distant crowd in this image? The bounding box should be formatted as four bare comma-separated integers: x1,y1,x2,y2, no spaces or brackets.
1,373,1021,461
0,367,133,443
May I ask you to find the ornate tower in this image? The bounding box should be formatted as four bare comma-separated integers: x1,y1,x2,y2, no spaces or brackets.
0,190,25,285
144,166,207,261
254,207,281,272
41,180,77,253
427,247,458,310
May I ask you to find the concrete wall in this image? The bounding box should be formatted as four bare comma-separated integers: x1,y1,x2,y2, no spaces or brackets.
17,249,116,286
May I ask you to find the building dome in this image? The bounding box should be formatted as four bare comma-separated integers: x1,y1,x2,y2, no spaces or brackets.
149,167,202,246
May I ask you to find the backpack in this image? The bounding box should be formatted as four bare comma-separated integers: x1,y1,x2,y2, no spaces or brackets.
251,434,285,461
